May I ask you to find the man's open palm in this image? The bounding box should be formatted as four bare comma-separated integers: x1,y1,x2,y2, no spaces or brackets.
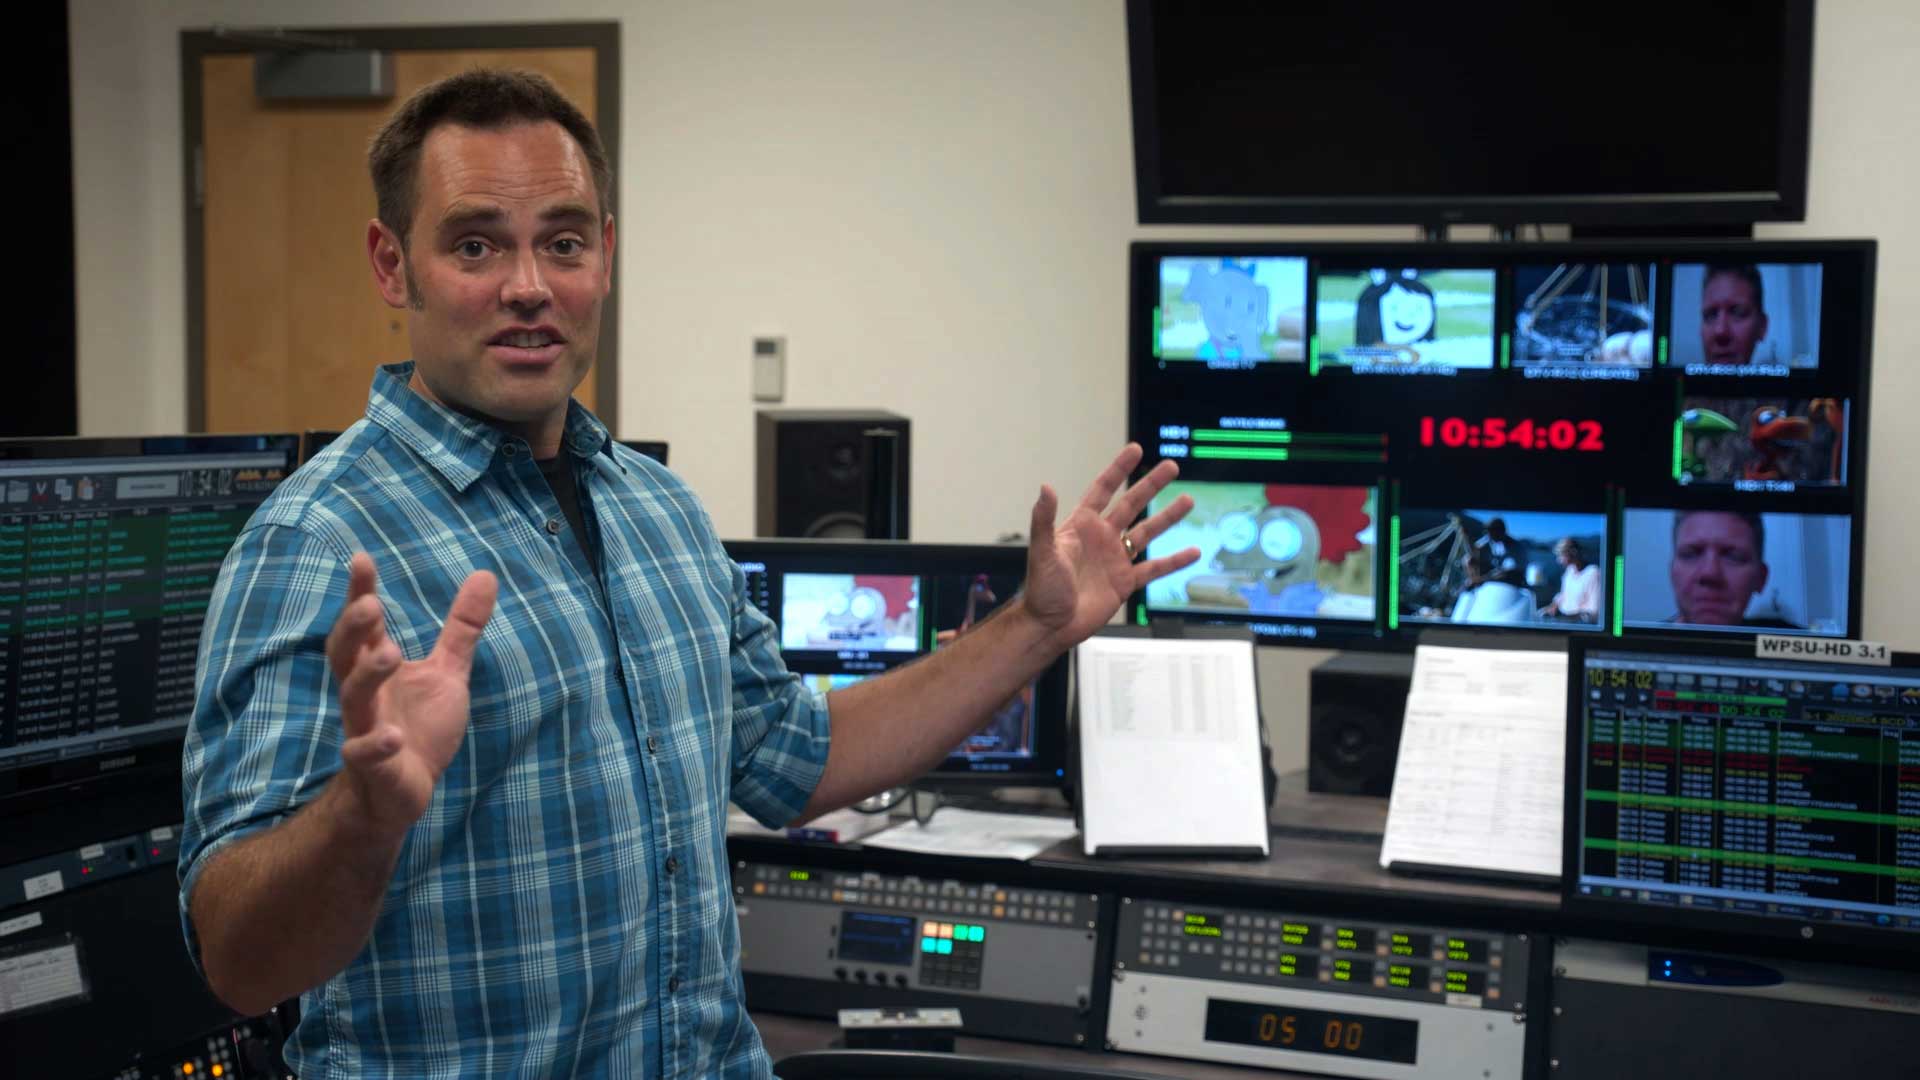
326,552,497,830
1022,444,1198,645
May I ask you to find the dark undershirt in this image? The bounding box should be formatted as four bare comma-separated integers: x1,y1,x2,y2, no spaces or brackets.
536,454,594,567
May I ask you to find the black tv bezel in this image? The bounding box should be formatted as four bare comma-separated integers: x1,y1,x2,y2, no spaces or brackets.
1125,0,1816,228
1562,635,1920,964
1125,238,1875,653
618,439,670,467
720,537,1071,789
300,429,341,464
0,433,301,833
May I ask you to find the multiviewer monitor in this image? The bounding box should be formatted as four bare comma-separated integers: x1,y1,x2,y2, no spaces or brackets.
0,434,300,812
722,538,1068,787
1129,240,1874,651
1565,638,1920,960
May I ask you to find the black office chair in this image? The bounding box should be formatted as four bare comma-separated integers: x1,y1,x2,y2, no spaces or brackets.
774,1050,1187,1080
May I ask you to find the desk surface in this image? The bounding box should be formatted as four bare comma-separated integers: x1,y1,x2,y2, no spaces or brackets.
754,1011,1323,1080
737,773,1560,926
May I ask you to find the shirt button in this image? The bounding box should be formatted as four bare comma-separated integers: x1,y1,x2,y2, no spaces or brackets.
646,735,659,754
502,443,519,457
545,518,562,535
665,855,680,876
668,975,681,993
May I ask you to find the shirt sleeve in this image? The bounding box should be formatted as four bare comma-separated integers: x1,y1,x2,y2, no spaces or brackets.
177,523,354,975
724,559,831,827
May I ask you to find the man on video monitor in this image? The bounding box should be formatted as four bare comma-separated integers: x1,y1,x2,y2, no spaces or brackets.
1668,511,1798,630
1699,264,1769,367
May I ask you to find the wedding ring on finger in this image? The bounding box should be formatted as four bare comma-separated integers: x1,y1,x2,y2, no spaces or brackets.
1121,532,1137,560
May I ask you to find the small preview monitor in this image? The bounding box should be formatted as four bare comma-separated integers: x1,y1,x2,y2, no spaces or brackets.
1512,262,1657,372
1567,638,1920,957
1314,266,1497,373
1669,262,1824,374
724,538,1067,785
1155,255,1308,368
1397,508,1608,631
0,434,301,811
1143,480,1378,627
1676,398,1848,490
1621,508,1851,636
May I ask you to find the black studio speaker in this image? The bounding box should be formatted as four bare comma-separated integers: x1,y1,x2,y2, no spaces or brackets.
755,409,910,539
1308,653,1414,797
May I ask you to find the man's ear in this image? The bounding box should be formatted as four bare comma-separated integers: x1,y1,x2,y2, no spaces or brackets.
368,219,412,310
600,213,616,296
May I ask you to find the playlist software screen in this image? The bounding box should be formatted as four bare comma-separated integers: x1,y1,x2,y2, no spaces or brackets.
1575,650,1920,934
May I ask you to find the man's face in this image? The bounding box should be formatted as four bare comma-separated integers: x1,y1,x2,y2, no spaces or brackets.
1670,512,1768,625
377,121,613,448
1699,273,1767,365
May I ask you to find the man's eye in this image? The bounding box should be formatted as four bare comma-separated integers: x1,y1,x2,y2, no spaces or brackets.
552,238,582,256
457,240,489,258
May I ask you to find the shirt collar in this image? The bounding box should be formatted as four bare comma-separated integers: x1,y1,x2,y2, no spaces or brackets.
365,361,613,492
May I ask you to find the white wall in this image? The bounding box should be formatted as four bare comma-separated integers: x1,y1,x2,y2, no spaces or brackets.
67,0,1920,774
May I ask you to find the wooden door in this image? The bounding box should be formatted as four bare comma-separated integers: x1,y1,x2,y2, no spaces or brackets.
199,48,599,434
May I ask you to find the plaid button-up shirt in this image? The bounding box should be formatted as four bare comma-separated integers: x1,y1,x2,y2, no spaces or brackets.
180,362,829,1077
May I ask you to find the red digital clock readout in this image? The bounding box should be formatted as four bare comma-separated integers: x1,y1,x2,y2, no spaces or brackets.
1418,416,1605,452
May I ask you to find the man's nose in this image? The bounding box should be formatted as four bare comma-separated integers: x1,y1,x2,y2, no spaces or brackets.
501,250,551,309
1697,552,1725,582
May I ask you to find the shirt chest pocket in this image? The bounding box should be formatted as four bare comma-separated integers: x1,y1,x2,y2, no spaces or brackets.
389,579,611,768
602,552,733,674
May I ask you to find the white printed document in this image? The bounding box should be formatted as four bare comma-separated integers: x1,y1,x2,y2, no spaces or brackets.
1075,635,1269,856
1379,644,1567,880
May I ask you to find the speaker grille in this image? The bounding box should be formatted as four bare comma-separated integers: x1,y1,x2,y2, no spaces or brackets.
755,410,910,539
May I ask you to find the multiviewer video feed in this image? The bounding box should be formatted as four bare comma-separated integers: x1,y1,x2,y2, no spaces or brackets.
1314,267,1496,372
778,573,921,653
1155,256,1308,367
799,673,869,694
1621,509,1850,635
928,571,1036,760
1143,481,1376,621
1512,262,1656,371
1669,263,1823,373
1678,398,1848,488
1397,510,1607,629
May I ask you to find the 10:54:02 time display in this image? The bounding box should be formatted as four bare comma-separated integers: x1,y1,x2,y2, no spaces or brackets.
1418,416,1605,452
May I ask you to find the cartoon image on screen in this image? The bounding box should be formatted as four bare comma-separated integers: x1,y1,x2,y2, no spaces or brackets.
1513,263,1655,367
1678,398,1847,486
929,571,1036,759
1398,509,1607,628
1145,482,1375,620
1315,268,1496,370
1157,256,1308,365
780,573,920,652
1669,263,1823,371
1622,509,1849,635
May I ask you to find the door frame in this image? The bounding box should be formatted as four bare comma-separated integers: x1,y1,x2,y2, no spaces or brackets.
180,22,622,432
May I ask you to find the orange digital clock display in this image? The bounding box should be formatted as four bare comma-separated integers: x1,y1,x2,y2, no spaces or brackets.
1204,998,1418,1064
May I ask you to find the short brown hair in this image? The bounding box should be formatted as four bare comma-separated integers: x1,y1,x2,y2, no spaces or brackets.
368,68,612,247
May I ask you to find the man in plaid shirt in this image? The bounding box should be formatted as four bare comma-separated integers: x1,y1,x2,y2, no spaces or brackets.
179,69,1195,1077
